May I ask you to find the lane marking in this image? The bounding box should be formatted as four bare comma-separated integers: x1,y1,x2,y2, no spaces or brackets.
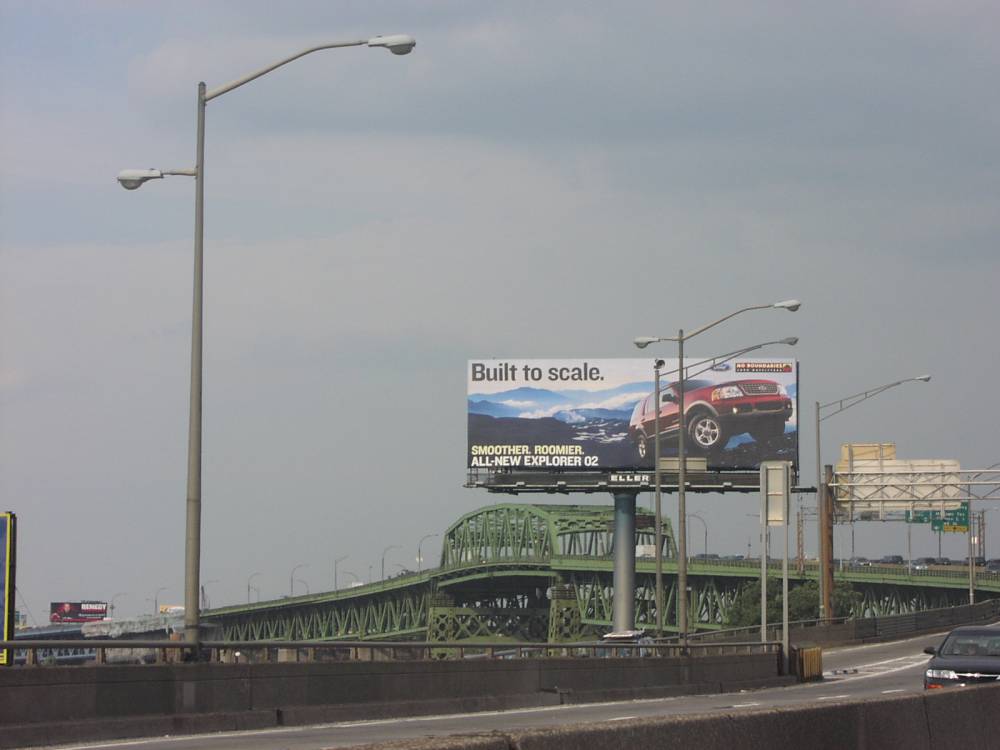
608,716,638,721
817,694,851,701
826,653,930,678
731,702,761,708
50,695,687,750
837,657,929,682
882,689,906,694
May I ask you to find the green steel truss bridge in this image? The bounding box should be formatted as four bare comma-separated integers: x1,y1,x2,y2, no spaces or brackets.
206,503,1000,643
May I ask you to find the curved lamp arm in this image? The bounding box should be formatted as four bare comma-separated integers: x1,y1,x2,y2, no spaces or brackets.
820,376,931,421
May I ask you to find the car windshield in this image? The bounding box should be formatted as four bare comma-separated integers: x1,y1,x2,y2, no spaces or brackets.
939,634,1000,657
666,380,714,392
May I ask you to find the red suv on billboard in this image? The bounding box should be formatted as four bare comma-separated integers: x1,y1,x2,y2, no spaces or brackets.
628,378,793,459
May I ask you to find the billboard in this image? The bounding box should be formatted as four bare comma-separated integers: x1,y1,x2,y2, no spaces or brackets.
49,601,108,623
0,513,15,666
468,358,799,472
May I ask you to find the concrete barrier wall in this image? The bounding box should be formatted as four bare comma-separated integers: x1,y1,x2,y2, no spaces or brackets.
0,653,782,734
6,660,1000,749
346,684,1000,750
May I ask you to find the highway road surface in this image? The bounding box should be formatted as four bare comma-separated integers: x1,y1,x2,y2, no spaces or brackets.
44,630,960,750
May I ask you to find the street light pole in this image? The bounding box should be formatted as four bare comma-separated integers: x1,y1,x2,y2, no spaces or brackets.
290,564,308,596
334,555,348,590
382,545,401,580
118,35,415,654
153,587,168,615
183,80,206,649
417,534,439,573
816,375,931,620
635,299,800,644
109,592,127,619
247,572,261,604
688,513,708,556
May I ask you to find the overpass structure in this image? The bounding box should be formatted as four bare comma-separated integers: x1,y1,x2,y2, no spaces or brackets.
206,502,1000,643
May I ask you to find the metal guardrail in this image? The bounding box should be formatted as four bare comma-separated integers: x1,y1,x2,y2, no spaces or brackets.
684,598,1000,645
2,639,781,667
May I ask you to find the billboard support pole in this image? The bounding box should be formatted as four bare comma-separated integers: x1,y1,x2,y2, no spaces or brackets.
815,400,825,621
653,360,664,639
612,492,637,633
676,330,688,647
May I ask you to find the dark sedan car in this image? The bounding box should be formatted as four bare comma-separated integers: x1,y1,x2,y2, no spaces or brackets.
923,626,1000,689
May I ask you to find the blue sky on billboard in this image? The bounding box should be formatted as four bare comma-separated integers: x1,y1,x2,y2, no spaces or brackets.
1,2,999,620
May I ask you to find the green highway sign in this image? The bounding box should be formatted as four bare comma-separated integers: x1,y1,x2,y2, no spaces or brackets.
908,502,969,528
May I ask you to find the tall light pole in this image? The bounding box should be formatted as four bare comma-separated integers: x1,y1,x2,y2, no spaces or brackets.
687,513,708,556
635,299,800,643
247,572,261,604
153,586,169,615
200,579,219,610
417,534,439,573
334,555,348,590
815,375,931,620
117,35,416,652
382,545,401,580
290,563,308,596
109,592,127,619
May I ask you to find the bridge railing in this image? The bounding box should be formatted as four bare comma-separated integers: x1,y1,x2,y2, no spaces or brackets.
684,598,1000,645
2,638,781,667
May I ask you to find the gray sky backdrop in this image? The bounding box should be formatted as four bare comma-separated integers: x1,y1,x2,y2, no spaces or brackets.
2,1,998,621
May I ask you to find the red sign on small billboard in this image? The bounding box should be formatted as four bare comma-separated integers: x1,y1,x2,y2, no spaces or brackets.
49,601,107,623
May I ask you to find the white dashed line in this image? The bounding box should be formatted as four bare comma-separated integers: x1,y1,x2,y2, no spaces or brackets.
817,694,851,701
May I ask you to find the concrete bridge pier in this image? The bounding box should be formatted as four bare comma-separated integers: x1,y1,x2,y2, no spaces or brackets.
612,491,637,632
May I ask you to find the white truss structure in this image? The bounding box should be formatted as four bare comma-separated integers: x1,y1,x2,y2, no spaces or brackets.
830,468,1000,521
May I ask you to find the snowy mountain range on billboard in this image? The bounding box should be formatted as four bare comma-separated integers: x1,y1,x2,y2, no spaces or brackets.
469,382,799,425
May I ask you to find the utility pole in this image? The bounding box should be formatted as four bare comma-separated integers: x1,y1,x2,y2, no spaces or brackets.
821,465,835,619
796,508,805,575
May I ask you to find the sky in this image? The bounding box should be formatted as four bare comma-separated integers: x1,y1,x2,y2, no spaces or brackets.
2,1,999,623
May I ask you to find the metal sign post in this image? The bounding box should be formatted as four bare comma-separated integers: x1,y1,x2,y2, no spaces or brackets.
761,462,792,673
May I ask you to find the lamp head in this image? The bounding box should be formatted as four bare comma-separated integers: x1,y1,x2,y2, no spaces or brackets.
915,375,932,382
773,299,801,312
780,337,799,346
634,336,658,349
117,169,163,190
367,34,416,55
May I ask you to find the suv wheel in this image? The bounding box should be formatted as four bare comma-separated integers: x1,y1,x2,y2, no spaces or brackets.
688,412,725,452
635,433,649,460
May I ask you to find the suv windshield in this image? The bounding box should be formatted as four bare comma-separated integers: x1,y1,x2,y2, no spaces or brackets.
665,380,714,392
940,634,1000,657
